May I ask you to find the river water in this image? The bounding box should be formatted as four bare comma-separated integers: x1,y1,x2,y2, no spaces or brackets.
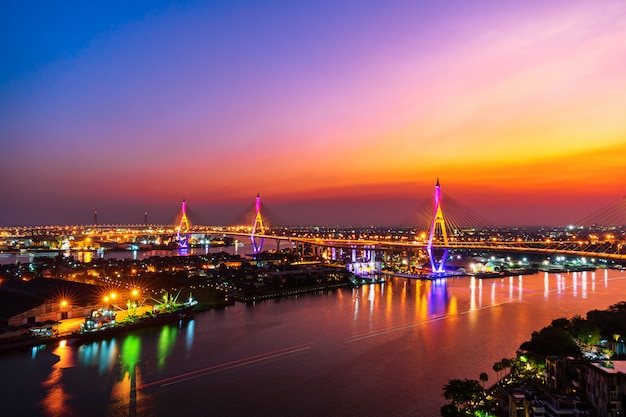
2,268,626,416
0,244,255,265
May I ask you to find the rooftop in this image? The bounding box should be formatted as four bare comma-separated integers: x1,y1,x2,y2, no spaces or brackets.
590,360,626,374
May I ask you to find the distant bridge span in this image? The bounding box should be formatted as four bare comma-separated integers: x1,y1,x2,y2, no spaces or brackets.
210,231,626,262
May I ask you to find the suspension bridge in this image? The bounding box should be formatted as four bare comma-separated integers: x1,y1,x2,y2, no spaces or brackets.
6,183,624,268
187,181,626,267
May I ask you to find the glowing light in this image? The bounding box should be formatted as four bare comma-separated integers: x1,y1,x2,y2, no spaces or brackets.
426,179,449,273
177,199,190,249
250,193,265,254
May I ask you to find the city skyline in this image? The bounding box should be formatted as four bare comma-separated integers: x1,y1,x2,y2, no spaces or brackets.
2,0,626,226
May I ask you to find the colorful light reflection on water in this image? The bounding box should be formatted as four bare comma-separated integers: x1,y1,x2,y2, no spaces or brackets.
3,269,626,416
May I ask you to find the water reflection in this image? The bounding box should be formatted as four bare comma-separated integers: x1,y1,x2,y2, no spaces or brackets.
110,335,142,417
78,340,119,374
427,279,448,317
42,341,76,417
6,269,626,417
157,325,177,370
185,320,195,354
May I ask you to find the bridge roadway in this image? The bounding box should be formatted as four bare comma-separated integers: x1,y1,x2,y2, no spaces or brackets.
4,225,624,262
213,231,626,262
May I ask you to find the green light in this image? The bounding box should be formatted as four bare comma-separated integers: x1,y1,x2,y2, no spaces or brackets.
157,325,177,370
120,335,141,376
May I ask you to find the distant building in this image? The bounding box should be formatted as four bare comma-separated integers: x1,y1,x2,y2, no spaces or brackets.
585,361,626,417
0,278,98,341
496,384,592,417
545,356,586,396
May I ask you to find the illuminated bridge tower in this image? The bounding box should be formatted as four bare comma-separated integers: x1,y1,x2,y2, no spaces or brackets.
427,179,450,274
250,193,265,254
177,199,190,249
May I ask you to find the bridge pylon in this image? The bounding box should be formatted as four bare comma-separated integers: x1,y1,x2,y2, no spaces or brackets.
427,179,450,273
250,193,265,253
177,199,190,249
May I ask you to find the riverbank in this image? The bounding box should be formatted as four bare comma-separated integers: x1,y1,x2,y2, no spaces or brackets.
382,270,467,279
0,293,232,355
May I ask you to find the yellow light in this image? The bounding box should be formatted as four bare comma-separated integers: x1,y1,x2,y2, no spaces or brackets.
60,300,68,308
110,293,117,300
131,289,138,298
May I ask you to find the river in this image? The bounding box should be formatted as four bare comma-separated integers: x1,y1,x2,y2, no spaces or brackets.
1,268,626,416
0,244,256,265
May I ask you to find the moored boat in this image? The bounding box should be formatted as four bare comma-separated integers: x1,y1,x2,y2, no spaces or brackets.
72,304,195,345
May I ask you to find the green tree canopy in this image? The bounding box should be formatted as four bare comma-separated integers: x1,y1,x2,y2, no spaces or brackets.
443,378,483,409
520,326,581,357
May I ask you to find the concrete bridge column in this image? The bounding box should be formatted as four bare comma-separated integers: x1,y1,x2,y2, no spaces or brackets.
331,247,337,261
407,249,412,271
352,248,357,263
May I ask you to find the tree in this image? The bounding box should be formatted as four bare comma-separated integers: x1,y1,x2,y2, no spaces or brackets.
551,317,570,330
492,361,503,381
570,315,601,347
442,378,483,412
479,372,488,388
440,404,462,416
520,326,580,357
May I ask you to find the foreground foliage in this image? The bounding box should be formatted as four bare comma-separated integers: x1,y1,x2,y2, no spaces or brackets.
441,301,626,416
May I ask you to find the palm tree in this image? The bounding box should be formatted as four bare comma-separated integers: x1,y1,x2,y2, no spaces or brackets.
479,372,489,388
501,357,512,379
492,361,503,382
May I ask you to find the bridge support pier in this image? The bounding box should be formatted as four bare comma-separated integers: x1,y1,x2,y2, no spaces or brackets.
427,179,450,274
407,249,411,271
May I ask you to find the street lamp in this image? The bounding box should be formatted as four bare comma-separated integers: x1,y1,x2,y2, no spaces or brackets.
59,299,69,321
103,292,117,308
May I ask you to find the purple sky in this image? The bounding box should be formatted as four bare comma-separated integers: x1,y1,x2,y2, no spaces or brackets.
2,1,625,226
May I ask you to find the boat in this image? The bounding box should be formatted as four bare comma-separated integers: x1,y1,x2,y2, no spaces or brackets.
72,304,195,345
502,267,538,276
474,271,505,279
72,292,197,345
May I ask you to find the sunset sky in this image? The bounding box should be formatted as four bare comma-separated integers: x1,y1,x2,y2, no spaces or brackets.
1,0,625,226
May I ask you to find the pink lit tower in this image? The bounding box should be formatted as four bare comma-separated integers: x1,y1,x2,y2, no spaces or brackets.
177,199,190,249
250,193,266,253
426,179,450,274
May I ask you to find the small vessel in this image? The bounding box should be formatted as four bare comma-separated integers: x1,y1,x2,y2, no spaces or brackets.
73,291,197,344
474,271,504,278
